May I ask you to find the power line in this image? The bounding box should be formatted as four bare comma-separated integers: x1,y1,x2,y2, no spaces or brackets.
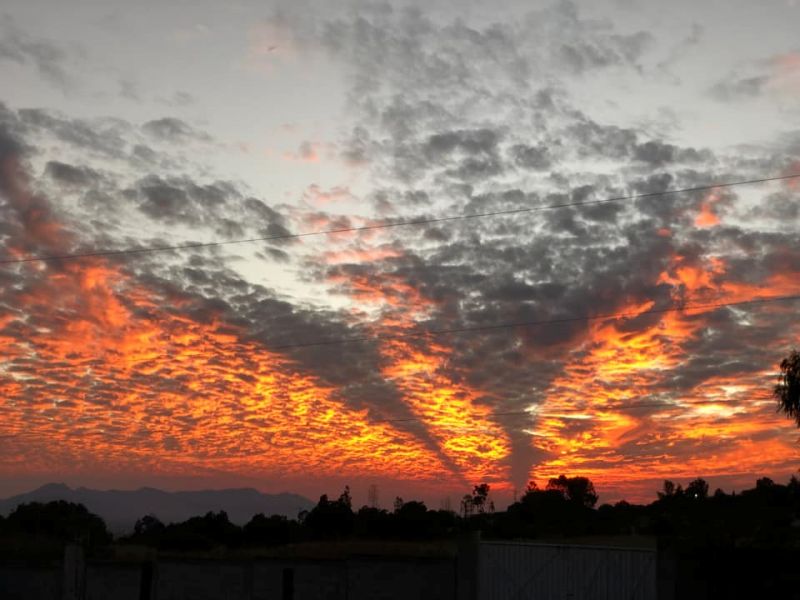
0,392,778,444
382,396,777,423
1,392,781,454
2,294,797,370
269,294,800,351
2,173,798,265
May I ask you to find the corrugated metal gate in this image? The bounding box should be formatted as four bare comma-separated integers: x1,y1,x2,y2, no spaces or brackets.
478,541,657,600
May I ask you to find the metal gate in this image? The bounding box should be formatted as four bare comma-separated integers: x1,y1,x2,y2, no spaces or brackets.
478,541,657,600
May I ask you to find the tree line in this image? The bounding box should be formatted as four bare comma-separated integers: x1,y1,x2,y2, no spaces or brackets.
3,473,800,556
2,348,797,557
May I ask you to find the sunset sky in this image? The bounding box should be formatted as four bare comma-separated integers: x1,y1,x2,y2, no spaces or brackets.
1,0,799,508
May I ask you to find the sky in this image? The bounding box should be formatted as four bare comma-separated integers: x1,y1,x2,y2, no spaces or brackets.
0,0,799,509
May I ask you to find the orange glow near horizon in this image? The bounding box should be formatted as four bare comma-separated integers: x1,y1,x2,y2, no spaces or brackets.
0,258,454,485
528,246,800,500
0,152,457,492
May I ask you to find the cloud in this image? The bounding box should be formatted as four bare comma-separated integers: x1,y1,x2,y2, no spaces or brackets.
0,116,463,488
2,1,800,500
156,91,195,107
510,144,552,171
632,140,708,166
19,109,133,160
711,75,769,102
44,161,101,187
264,1,800,494
142,118,211,143
710,50,800,102
557,30,652,74
0,19,78,89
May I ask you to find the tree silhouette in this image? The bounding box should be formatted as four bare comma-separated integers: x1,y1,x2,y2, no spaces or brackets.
460,494,473,518
305,489,355,539
658,480,676,499
157,511,241,550
775,350,800,426
546,475,598,508
686,478,709,500
471,484,491,514
657,480,688,502
134,514,165,536
505,481,589,536
338,485,352,510
243,514,298,546
5,501,111,546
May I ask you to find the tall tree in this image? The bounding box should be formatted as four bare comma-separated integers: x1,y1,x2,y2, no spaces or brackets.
686,478,709,500
460,494,473,518
775,350,800,426
6,501,111,546
471,484,491,514
546,475,599,508
657,480,676,499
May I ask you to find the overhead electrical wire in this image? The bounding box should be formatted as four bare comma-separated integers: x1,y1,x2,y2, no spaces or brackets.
1,173,798,265
1,291,788,437
266,295,800,351
382,396,777,424
0,172,796,437
3,294,798,368
0,392,779,443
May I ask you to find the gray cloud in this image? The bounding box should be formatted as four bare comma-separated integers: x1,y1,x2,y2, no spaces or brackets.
19,109,132,160
558,30,652,74
142,118,211,143
44,161,101,187
710,75,769,102
3,0,799,494
510,144,552,170
262,1,800,488
0,19,76,88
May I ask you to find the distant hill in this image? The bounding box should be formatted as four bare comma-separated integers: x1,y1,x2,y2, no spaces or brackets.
0,483,314,533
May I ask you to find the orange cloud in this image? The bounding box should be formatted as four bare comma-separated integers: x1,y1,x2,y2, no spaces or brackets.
0,260,454,485
527,251,800,500
303,184,353,205
694,189,722,227
329,267,513,489
3,140,798,503
323,244,404,265
0,154,456,491
772,51,800,75
284,142,335,164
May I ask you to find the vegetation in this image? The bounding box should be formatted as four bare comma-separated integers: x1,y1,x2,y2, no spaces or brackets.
4,473,800,557
0,500,111,559
107,474,800,552
776,349,800,427
4,346,800,556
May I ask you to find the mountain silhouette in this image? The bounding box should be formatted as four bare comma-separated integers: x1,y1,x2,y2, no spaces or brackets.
0,483,314,533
